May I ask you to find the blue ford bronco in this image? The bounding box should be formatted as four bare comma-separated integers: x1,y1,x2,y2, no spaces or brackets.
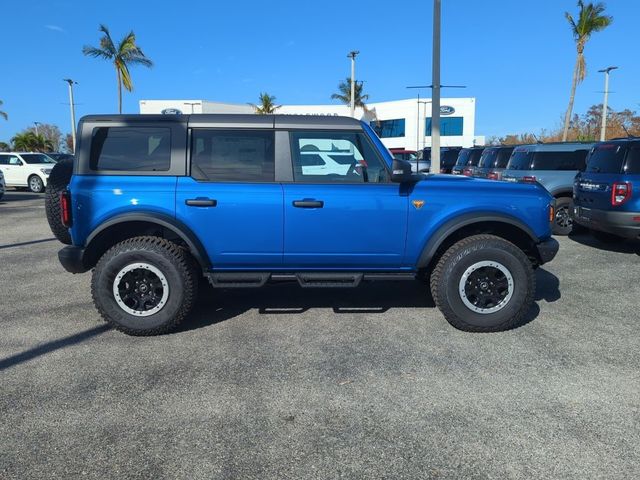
45,114,558,336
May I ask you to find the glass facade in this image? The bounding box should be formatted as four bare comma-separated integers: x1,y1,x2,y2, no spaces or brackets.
425,117,464,136
370,119,405,138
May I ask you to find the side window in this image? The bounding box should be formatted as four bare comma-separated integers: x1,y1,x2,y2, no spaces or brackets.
90,127,171,171
532,151,584,171
290,131,389,183
8,156,22,166
0,156,8,165
624,146,640,174
191,129,274,182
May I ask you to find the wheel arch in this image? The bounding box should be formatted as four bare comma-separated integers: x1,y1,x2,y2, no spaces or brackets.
550,188,573,198
84,213,211,271
417,213,542,271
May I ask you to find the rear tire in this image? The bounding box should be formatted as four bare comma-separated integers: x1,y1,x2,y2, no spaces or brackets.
552,197,574,236
45,158,74,244
430,235,535,332
28,175,44,193
91,236,198,336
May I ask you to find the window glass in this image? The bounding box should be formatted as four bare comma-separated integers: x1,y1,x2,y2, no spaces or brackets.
441,149,460,168
426,117,464,136
586,144,625,173
623,146,640,174
20,153,56,164
479,148,497,168
532,150,588,170
508,149,533,170
191,129,274,182
370,119,405,138
0,155,13,165
90,127,171,171
291,131,389,183
495,148,514,168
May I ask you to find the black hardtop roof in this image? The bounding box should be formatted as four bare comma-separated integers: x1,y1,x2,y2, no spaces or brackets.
79,114,363,130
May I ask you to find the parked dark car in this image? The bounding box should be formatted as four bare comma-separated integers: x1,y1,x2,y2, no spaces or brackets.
472,146,515,179
452,147,485,175
502,142,593,235
573,138,640,242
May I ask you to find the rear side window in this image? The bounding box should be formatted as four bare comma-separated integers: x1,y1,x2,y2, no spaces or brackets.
508,149,533,170
90,127,171,171
532,150,587,171
623,146,640,174
586,144,626,173
191,129,274,182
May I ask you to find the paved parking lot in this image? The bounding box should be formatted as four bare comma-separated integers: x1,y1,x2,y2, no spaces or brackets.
1,190,639,479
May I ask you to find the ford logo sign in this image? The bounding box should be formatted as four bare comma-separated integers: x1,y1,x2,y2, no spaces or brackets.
440,106,455,115
161,108,183,115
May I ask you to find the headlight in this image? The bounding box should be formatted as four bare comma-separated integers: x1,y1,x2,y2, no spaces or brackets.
40,168,52,175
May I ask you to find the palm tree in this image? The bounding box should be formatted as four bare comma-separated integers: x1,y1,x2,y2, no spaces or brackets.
82,24,153,114
331,77,369,110
0,100,7,120
11,131,53,152
561,1,612,141
249,92,280,114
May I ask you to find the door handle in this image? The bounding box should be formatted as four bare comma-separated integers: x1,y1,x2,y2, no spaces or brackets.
292,200,324,208
185,198,217,207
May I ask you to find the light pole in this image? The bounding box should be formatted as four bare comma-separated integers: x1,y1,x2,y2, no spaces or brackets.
63,79,78,153
347,50,359,117
431,0,442,174
34,122,40,136
598,66,618,141
184,102,199,114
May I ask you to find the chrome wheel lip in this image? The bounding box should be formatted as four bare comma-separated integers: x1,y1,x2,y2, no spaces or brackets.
458,260,514,314
112,262,169,317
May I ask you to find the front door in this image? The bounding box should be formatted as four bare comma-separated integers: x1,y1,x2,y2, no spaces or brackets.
0,155,25,185
282,130,408,269
175,128,283,269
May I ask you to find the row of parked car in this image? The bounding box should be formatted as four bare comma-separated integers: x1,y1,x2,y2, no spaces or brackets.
391,138,640,242
0,152,74,199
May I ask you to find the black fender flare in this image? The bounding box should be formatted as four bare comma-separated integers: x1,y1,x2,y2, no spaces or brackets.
416,212,540,269
85,212,211,270
549,188,573,198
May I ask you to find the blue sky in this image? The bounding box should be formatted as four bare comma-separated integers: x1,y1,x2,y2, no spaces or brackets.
1,0,638,142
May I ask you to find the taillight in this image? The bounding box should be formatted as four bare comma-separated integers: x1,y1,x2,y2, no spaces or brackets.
522,175,537,184
611,182,632,206
487,171,499,180
60,191,72,228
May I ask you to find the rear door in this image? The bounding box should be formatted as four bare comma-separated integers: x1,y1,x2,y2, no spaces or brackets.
175,124,283,269
575,143,628,211
282,129,408,269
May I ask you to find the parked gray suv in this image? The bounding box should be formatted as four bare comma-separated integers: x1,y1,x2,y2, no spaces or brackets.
501,142,593,235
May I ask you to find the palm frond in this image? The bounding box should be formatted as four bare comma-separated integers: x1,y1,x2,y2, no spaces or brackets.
118,60,134,91
82,45,113,59
98,24,117,55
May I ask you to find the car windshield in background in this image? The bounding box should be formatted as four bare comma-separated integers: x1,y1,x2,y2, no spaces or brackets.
586,144,626,173
479,149,498,168
20,154,56,164
455,150,471,166
508,150,533,170
441,150,459,167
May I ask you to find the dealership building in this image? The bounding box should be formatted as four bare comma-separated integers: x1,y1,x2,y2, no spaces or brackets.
139,97,484,150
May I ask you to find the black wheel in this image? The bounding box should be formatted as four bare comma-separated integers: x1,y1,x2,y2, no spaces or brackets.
430,234,535,332
552,197,574,236
28,175,44,193
91,236,198,336
45,158,74,244
591,230,622,244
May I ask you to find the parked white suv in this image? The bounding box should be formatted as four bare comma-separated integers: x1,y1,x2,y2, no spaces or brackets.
0,152,56,193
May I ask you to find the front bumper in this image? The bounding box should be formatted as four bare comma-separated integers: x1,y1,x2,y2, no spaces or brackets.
573,206,640,240
58,245,90,274
536,237,559,265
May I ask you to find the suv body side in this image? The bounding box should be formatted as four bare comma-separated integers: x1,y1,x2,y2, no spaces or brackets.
573,139,640,239
64,115,555,276
0,152,54,188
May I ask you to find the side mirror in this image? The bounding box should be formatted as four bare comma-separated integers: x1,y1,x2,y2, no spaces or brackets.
390,158,419,183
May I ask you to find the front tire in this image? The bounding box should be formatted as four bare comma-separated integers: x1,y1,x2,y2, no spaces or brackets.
91,236,198,336
28,175,44,193
430,235,535,332
552,197,574,236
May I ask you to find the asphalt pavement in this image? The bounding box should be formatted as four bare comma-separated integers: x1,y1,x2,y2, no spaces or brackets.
1,190,638,479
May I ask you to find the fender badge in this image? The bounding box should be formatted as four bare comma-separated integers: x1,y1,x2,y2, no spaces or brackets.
412,200,425,210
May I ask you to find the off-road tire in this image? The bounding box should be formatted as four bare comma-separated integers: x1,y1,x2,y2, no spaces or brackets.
430,234,535,332
45,158,74,244
552,197,574,236
91,236,198,336
28,175,44,193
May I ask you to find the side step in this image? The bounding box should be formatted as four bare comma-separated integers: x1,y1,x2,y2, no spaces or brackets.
207,272,270,288
296,273,363,288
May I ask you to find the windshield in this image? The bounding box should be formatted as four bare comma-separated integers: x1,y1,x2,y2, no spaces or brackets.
586,144,626,173
20,153,56,164
441,149,460,167
508,149,533,170
479,148,498,168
